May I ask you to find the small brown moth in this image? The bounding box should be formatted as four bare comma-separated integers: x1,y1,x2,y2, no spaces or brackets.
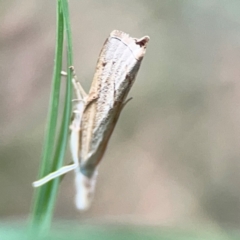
33,30,149,210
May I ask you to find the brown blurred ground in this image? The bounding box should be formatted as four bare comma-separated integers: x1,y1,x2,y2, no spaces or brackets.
1,0,240,230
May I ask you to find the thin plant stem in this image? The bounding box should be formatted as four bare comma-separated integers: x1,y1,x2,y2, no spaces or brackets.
29,0,65,233
42,0,74,225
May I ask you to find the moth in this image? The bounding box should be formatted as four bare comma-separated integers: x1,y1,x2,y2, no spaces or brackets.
33,30,150,210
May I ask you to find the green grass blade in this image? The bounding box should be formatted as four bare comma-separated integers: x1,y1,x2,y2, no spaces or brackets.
29,0,64,231
61,0,74,68
28,0,75,235
42,0,74,225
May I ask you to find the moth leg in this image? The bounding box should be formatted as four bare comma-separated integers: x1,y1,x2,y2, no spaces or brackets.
61,67,88,99
32,68,86,188
122,97,133,109
33,100,84,187
32,163,79,187
69,66,88,99
61,70,67,76
32,109,84,187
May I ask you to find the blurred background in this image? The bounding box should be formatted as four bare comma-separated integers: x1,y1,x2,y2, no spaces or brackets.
1,0,240,234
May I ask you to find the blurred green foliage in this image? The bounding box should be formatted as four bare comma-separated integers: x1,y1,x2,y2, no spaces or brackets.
1,223,239,240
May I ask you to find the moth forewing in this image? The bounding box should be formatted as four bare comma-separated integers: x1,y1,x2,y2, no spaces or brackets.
75,30,149,209
81,31,149,171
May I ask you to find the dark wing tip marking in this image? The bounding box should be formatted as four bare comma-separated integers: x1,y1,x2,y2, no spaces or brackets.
135,36,150,48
